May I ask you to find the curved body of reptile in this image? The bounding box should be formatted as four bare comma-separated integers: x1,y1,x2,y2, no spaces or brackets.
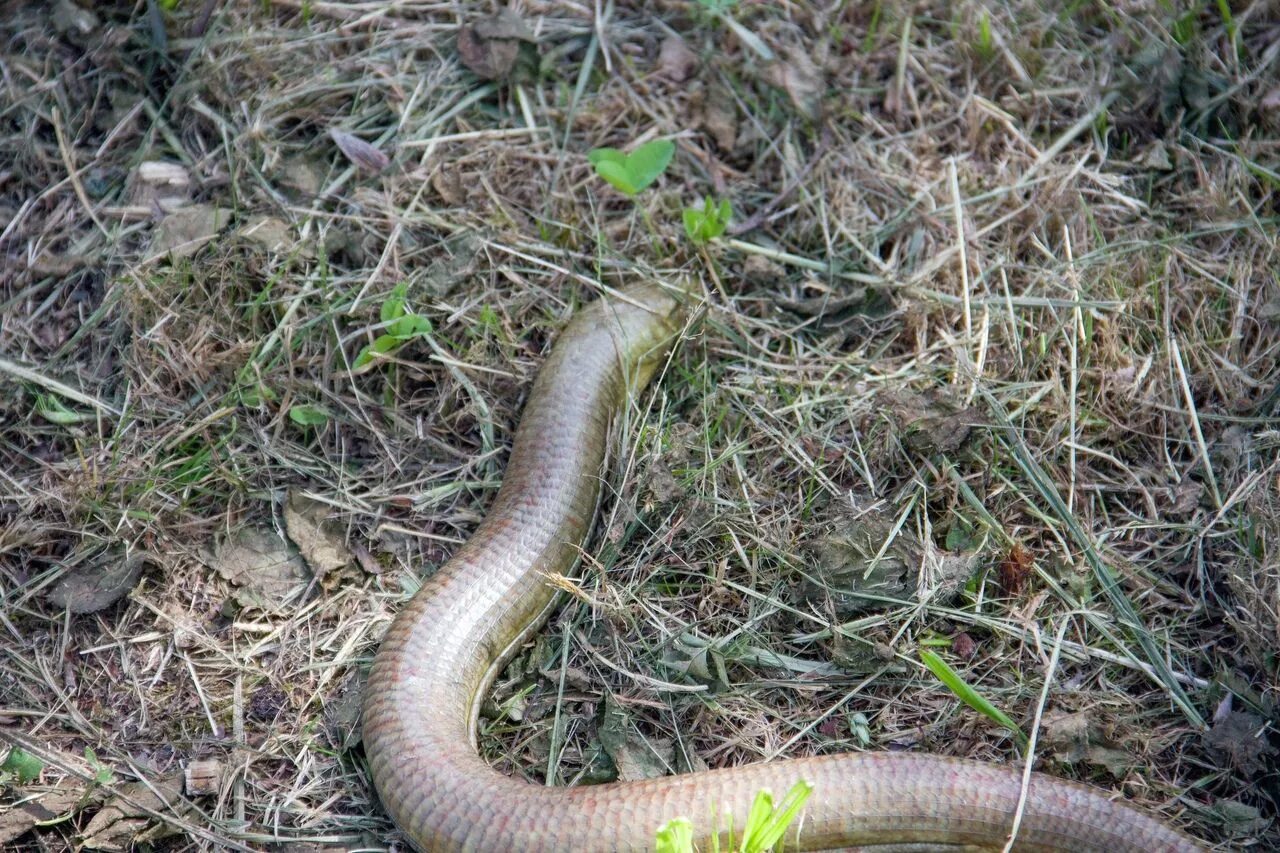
363,282,1201,851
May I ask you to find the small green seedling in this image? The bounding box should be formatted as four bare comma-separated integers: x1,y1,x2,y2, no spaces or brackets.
974,10,995,61
35,394,89,425
655,816,695,853
84,747,114,786
654,779,814,853
919,649,1028,749
355,282,433,369
683,196,732,244
588,139,675,196
288,404,331,427
0,746,43,785
739,780,814,852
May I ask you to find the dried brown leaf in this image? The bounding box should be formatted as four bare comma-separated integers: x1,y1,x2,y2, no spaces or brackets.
698,83,738,151
47,552,147,614
763,49,824,120
202,526,310,611
1205,711,1275,776
457,10,533,81
657,35,697,83
472,8,535,42
80,774,185,851
147,204,229,259
0,784,92,844
599,694,673,782
329,129,390,173
283,490,351,580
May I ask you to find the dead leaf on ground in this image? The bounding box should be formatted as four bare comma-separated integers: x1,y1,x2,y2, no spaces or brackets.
762,48,824,120
80,774,185,851
797,497,978,620
283,490,352,584
657,35,697,82
146,204,229,260
643,458,683,506
741,254,786,286
236,215,298,254
1041,710,1132,776
457,9,535,81
0,783,94,844
696,83,738,151
997,543,1034,596
202,526,310,611
1203,798,1270,837
598,694,673,782
877,389,985,456
47,551,148,613
329,129,390,173
1205,710,1275,776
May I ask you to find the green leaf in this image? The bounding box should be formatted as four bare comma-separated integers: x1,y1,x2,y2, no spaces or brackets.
354,333,404,369
625,139,675,192
752,780,814,852
920,649,1028,748
84,747,114,785
738,780,813,853
380,282,409,323
743,787,774,843
35,394,88,425
654,817,694,853
587,147,626,167
388,314,432,339
682,208,702,242
592,159,639,195
587,139,674,196
682,195,732,244
288,404,331,426
1,746,43,784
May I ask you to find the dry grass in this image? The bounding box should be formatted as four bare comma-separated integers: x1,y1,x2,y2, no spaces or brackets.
2,0,1278,849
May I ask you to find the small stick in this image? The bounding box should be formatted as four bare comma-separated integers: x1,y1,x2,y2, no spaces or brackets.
51,106,108,237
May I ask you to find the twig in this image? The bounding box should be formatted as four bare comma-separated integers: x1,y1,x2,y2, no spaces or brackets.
0,357,121,416
51,106,109,237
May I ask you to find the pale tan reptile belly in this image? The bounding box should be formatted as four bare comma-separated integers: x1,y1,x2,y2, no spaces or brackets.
361,282,1201,852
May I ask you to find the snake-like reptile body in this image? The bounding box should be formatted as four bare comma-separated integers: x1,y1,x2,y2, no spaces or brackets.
362,282,1201,851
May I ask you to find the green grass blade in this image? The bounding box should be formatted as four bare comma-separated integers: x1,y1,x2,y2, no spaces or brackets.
920,649,1028,750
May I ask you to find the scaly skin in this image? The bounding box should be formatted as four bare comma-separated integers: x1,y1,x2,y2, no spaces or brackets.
363,282,1202,852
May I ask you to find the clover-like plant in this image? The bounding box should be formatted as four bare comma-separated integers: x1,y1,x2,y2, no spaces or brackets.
355,282,433,369
683,196,732,244
587,139,675,196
